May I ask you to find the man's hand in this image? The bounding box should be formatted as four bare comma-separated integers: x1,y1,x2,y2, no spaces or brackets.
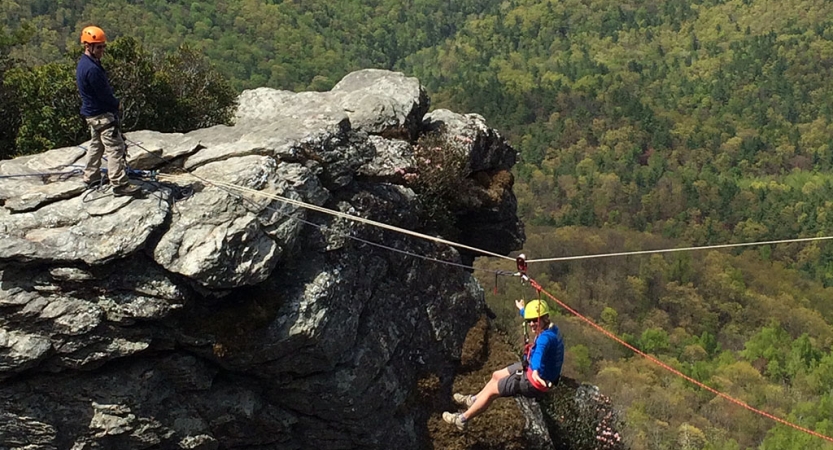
515,299,525,311
532,369,551,388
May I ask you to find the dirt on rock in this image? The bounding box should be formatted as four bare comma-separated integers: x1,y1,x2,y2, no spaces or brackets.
421,315,531,450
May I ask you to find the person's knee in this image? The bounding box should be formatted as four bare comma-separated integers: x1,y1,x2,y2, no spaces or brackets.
492,367,512,381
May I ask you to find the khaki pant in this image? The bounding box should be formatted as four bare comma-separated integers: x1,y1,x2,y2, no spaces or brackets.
83,112,128,186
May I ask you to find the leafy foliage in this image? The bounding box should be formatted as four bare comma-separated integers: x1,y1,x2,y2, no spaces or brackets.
5,60,84,154
408,130,474,238
107,37,237,133
0,25,28,159
0,0,503,90
1,35,235,156
401,1,833,288
154,43,237,131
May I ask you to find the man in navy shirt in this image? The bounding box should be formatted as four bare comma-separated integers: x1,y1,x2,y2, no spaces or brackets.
76,25,139,196
443,299,564,430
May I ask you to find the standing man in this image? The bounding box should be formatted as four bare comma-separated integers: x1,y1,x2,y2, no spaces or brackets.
442,299,564,430
76,25,139,196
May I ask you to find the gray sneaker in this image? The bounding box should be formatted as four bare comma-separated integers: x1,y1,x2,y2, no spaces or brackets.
453,393,475,408
112,184,141,196
442,412,467,431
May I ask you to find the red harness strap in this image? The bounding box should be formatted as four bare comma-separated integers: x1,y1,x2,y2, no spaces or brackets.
525,368,549,392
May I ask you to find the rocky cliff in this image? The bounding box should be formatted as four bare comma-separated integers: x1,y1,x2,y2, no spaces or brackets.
0,70,529,449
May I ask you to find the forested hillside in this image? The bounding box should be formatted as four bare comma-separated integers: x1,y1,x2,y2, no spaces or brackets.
4,0,833,448
0,0,501,90
411,1,833,255
478,227,833,449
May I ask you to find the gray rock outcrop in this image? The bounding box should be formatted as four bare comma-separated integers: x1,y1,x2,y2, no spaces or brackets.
0,70,526,449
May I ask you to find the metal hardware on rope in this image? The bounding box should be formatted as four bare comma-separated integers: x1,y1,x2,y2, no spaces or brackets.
516,253,528,276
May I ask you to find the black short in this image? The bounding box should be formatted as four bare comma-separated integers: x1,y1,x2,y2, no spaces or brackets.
497,362,551,398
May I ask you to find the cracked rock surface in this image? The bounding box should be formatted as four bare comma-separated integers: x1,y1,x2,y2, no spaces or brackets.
0,69,526,449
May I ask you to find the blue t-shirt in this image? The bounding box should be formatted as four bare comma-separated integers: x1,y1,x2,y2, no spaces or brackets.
76,54,119,117
528,325,564,383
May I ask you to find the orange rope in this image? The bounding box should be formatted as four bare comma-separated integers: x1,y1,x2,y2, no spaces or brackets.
527,277,833,443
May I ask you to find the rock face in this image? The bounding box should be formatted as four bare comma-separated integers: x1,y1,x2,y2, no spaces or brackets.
0,70,526,449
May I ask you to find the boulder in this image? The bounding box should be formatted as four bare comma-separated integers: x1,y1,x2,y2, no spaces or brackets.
0,70,525,450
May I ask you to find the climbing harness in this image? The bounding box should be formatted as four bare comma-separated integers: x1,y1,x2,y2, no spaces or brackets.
128,167,158,181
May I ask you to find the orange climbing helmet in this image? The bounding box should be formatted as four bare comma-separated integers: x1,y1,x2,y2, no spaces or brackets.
80,26,107,44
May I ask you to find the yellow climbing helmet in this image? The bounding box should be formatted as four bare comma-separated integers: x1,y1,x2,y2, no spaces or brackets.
523,300,550,320
80,26,107,44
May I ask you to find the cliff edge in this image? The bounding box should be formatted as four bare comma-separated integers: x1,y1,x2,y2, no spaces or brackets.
0,69,531,449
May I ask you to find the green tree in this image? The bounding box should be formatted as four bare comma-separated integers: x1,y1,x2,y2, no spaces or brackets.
677,423,707,450
741,322,791,381
600,306,619,332
0,25,29,158
2,35,236,156
570,344,593,377
153,43,237,131
786,333,821,378
639,327,670,354
4,59,84,155
104,36,161,131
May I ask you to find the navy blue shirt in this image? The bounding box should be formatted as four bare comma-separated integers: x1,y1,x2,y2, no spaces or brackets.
76,54,119,117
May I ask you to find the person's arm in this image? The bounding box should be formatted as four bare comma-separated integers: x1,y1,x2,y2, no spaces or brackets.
88,68,120,115
529,336,550,387
527,335,544,370
527,333,554,385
